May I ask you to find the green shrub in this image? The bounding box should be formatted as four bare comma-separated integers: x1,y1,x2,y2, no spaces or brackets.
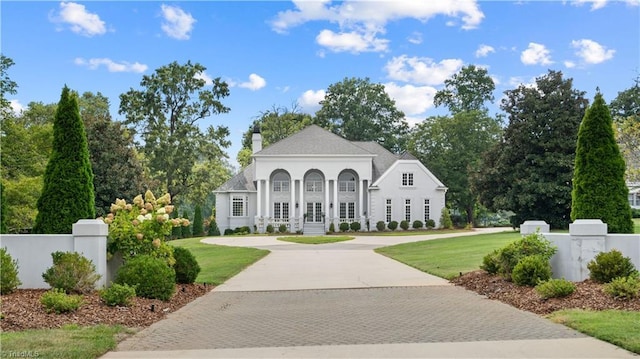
40,288,83,313
224,228,235,235
350,221,361,231
207,219,221,236
535,278,576,299
266,224,274,234
400,220,409,230
278,224,287,233
440,207,453,229
603,276,640,300
235,226,250,234
339,222,350,232
480,249,501,275
0,248,21,294
388,221,398,231
42,251,101,294
181,210,192,238
329,222,335,233
114,255,175,301
376,221,385,231
192,205,204,237
588,249,638,284
425,219,436,229
100,283,136,307
173,247,201,284
412,220,423,229
511,255,552,286
495,231,557,277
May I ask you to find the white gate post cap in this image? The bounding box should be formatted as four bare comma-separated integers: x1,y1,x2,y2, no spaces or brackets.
569,219,607,236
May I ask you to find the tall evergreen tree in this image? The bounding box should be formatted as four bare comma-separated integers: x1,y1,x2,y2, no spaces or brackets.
34,86,95,233
192,204,204,237
571,92,633,233
1,182,7,233
181,210,192,238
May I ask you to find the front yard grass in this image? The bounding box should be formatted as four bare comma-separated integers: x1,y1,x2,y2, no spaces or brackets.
0,324,133,359
549,309,640,354
277,235,353,244
169,237,269,285
375,230,519,279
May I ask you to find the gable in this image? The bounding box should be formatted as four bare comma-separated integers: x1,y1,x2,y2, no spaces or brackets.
372,159,447,191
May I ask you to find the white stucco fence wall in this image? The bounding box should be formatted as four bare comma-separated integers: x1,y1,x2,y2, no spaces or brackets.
0,219,109,289
521,219,640,281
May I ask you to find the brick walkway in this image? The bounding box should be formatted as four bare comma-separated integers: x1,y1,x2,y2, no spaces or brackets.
116,286,583,351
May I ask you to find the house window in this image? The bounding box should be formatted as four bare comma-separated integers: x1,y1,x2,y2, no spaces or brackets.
273,202,289,219
273,180,289,192
306,181,323,192
385,199,392,223
402,173,414,186
338,173,356,192
424,199,431,222
405,199,411,222
231,195,246,217
340,202,355,219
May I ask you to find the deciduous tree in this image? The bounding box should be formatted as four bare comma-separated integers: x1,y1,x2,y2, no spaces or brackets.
119,61,231,203
571,92,633,233
315,77,409,153
472,70,588,229
34,86,95,233
610,79,640,181
433,65,495,114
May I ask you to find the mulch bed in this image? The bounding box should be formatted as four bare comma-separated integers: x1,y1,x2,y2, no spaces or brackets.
0,284,210,332
451,270,640,315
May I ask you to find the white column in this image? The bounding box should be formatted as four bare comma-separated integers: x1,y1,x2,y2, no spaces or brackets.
265,179,270,218
359,180,364,217
290,179,295,218
299,178,304,219
256,180,262,217
333,179,339,219
325,179,330,217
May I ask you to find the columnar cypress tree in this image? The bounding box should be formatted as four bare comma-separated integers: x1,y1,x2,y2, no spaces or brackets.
0,182,7,233
34,86,95,233
571,92,633,233
192,205,204,237
181,210,192,238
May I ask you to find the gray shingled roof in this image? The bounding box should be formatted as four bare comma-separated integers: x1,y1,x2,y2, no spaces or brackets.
351,141,400,182
216,162,256,191
255,125,372,156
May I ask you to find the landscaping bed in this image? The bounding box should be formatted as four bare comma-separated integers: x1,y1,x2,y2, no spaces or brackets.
452,270,640,315
0,284,210,332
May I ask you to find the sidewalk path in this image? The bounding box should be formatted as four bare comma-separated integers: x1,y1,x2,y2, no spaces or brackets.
102,229,637,358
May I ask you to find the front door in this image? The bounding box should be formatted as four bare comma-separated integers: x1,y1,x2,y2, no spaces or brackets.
306,202,323,222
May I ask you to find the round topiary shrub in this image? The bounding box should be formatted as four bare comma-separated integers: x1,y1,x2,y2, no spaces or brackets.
266,224,274,234
1,247,21,294
100,283,136,307
480,249,502,275
376,221,386,231
224,228,234,236
511,255,552,286
425,219,436,229
587,249,638,284
278,224,288,233
173,247,201,284
350,221,361,231
400,220,409,230
329,222,335,233
412,220,423,229
388,221,398,231
339,222,350,232
115,255,175,301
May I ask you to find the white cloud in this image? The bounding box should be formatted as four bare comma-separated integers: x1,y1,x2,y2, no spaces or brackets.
407,32,423,45
384,82,437,119
50,2,106,37
520,42,553,65
564,60,576,68
571,39,615,64
160,4,196,40
74,57,147,73
298,89,326,113
571,0,609,10
195,71,214,85
475,44,495,58
385,55,463,86
271,1,484,53
316,29,389,53
10,99,24,114
239,74,267,91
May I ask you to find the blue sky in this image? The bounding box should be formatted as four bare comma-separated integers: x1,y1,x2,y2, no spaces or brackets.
3,1,639,168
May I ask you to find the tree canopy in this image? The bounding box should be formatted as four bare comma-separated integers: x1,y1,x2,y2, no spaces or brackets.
433,65,495,114
472,70,588,229
610,79,640,181
119,61,232,203
315,77,409,153
571,92,633,233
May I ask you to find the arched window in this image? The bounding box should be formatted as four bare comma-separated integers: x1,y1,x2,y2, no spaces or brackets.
272,172,290,192
338,172,356,192
305,172,323,192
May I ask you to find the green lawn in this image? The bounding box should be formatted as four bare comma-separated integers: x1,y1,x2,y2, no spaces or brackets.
0,324,133,359
277,235,353,244
362,228,471,236
375,230,520,279
635,218,640,233
549,310,640,354
169,237,269,285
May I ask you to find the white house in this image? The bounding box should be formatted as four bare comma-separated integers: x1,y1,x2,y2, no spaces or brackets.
629,182,640,209
214,125,447,234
